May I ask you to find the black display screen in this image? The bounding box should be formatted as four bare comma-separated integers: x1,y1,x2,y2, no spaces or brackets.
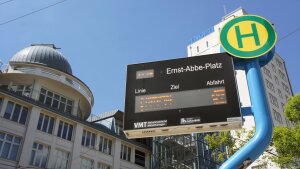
124,52,241,135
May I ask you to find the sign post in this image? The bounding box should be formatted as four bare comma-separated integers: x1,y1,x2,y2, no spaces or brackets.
219,15,277,169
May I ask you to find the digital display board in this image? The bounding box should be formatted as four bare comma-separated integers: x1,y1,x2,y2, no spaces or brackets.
135,87,226,113
124,53,242,139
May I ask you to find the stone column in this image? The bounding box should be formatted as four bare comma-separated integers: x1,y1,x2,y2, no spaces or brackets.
69,124,83,169
18,107,41,167
113,139,121,169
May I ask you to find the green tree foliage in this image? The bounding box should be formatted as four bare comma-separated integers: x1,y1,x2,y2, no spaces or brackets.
204,128,255,164
204,94,300,168
283,93,300,124
272,93,300,168
204,131,236,163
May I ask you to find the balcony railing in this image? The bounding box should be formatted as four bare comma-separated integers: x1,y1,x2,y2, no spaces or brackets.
13,67,93,106
0,86,83,119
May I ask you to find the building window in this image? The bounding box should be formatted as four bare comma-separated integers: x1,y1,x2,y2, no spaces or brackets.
30,142,50,168
271,63,276,73
285,95,289,102
0,132,21,161
265,79,275,92
9,84,32,97
115,122,123,135
37,113,55,134
39,88,74,114
57,121,73,141
277,89,283,99
196,46,199,53
282,82,290,94
97,162,110,169
273,109,283,124
3,101,28,125
99,136,112,155
274,76,279,85
51,149,69,169
281,103,285,111
206,41,209,47
268,93,279,108
263,67,272,79
278,70,287,81
275,58,284,70
80,157,93,169
135,149,145,167
82,130,96,148
0,98,3,110
120,144,131,161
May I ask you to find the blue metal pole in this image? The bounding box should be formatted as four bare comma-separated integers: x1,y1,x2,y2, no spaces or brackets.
220,59,273,169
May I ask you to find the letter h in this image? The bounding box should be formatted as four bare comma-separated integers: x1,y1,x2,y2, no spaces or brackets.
235,23,260,48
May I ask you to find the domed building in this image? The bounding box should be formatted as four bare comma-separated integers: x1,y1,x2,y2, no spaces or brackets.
0,44,150,169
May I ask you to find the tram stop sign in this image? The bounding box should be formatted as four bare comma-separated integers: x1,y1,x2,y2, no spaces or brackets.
220,15,277,59
124,53,242,139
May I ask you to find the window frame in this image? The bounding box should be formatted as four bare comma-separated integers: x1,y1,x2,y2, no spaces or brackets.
135,149,146,167
30,142,50,168
82,129,96,149
99,136,112,155
3,101,28,125
57,121,73,141
37,113,55,134
120,144,131,162
39,87,74,114
51,149,70,169
0,131,21,161
80,157,94,169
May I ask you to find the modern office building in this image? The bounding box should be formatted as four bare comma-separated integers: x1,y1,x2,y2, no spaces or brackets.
0,44,150,169
187,8,294,168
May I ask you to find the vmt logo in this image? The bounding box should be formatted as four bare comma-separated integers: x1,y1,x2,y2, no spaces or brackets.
134,122,147,129
220,15,277,59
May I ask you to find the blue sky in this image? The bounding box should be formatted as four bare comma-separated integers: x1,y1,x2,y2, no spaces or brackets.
0,0,299,115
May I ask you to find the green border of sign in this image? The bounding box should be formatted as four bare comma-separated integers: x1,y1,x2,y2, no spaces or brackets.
220,15,277,59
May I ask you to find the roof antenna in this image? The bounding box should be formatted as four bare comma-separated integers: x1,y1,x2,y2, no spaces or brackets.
223,5,228,15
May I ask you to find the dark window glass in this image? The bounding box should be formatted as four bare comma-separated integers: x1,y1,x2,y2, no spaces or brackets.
19,107,28,124
42,116,49,132
62,124,68,139
86,131,91,147
4,101,14,119
66,105,72,114
57,121,63,137
11,104,21,122
0,98,3,106
91,133,95,147
59,103,65,112
128,147,131,161
52,99,59,109
1,142,10,158
108,140,112,155
45,96,52,106
60,97,66,103
41,88,46,94
48,118,54,134
39,93,46,103
37,114,44,130
47,91,53,97
81,130,86,146
135,150,145,167
67,125,73,141
9,145,19,160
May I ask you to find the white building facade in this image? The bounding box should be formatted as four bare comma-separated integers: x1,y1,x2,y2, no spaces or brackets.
187,8,293,169
0,44,150,169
